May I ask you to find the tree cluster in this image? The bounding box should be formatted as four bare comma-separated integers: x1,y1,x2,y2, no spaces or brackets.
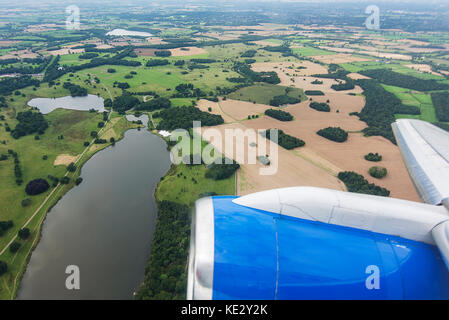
264,108,293,121
364,152,382,162
309,102,330,112
11,111,48,139
156,106,224,131
369,166,388,179
205,159,240,180
63,82,88,97
317,127,348,142
263,129,305,149
338,171,390,197
25,178,50,196
269,95,301,107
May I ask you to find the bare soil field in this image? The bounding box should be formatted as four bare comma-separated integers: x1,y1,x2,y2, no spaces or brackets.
359,51,413,61
251,61,328,76
134,48,157,56
198,98,272,123
169,47,207,56
0,40,19,47
0,50,39,59
145,37,167,45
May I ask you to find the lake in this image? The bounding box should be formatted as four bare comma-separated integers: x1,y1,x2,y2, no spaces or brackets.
106,29,153,37
28,95,105,114
17,127,170,299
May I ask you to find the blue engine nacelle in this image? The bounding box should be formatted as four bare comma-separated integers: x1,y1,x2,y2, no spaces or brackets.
187,194,449,300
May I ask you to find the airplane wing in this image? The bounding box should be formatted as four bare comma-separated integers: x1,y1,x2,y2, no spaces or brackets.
392,119,449,207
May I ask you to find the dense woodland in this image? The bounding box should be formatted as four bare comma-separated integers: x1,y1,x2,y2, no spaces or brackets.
360,69,449,91
0,76,40,96
135,201,190,300
355,79,416,143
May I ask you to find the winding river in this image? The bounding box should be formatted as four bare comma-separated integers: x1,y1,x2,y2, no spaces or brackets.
17,111,170,299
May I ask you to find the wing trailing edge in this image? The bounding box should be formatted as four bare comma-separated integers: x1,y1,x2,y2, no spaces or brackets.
392,119,449,206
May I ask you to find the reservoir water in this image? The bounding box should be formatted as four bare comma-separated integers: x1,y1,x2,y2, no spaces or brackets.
17,124,170,299
106,29,153,37
28,95,105,114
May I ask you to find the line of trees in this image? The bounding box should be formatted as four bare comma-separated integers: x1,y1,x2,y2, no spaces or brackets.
431,92,449,122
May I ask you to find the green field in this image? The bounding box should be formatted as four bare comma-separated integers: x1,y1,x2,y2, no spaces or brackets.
382,84,438,122
292,46,335,56
228,83,306,105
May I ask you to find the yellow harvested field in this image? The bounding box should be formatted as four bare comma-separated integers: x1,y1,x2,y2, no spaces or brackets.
311,53,370,64
197,99,272,123
198,90,420,202
359,51,412,60
54,154,79,166
405,64,443,76
48,48,84,56
251,61,363,94
194,122,346,196
347,72,371,80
